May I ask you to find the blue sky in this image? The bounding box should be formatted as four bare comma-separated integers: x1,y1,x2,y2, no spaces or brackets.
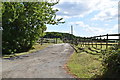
46,0,119,38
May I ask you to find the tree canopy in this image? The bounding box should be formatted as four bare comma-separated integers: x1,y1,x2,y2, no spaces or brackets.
2,2,64,54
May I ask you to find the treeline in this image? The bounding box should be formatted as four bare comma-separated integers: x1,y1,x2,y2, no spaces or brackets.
44,32,76,39
44,32,80,44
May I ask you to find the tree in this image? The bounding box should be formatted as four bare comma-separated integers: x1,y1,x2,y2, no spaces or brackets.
2,2,64,54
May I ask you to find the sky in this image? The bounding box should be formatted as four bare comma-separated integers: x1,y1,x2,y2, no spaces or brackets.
46,0,119,38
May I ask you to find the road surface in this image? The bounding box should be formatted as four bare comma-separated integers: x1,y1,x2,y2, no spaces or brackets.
1,43,74,78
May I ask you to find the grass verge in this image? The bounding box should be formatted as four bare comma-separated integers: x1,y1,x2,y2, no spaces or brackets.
3,43,53,59
66,46,104,78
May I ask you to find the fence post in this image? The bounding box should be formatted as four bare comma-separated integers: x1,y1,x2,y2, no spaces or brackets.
81,38,82,47
100,35,102,49
96,38,98,48
85,37,86,47
91,38,93,47
56,38,58,44
83,37,85,47
79,38,81,47
80,38,82,47
106,34,108,49
88,38,89,47
80,39,82,47
119,34,120,44
82,38,83,47
83,38,84,47
86,38,87,47
118,33,120,48
104,38,105,49
81,38,83,47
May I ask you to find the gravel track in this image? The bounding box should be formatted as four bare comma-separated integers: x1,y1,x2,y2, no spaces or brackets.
1,43,74,78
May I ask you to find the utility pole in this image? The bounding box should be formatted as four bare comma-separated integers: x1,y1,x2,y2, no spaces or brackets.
71,25,73,44
71,25,73,35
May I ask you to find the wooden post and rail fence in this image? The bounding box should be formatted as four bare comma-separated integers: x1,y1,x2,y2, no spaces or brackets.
73,33,120,50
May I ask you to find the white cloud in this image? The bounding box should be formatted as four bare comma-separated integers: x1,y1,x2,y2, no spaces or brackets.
105,24,109,26
92,7,118,21
70,21,118,36
109,24,118,33
90,0,118,21
55,0,118,21
70,21,106,35
55,0,96,18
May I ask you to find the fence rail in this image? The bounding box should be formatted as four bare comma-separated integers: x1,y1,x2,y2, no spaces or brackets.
74,33,120,49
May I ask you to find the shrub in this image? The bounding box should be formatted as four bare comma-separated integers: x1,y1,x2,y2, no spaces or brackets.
101,45,120,78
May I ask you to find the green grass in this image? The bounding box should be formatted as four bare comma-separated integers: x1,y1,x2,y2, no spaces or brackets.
3,43,53,58
66,44,108,78
67,52,103,78
67,43,118,78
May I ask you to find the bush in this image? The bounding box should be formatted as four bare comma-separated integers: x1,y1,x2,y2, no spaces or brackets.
101,45,120,78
